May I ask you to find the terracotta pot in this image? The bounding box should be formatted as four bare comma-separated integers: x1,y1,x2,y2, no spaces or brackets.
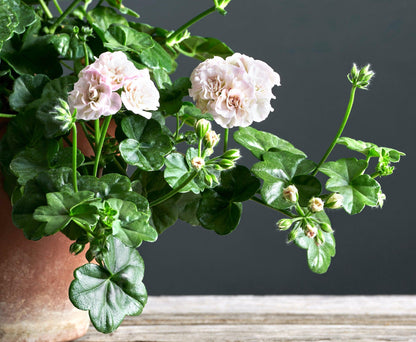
0,119,90,342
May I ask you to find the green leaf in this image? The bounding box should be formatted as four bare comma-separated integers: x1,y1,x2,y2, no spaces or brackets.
215,165,260,202
35,75,77,138
234,127,306,160
69,236,147,333
1,22,64,78
197,189,242,235
33,191,97,235
319,158,381,214
252,151,314,209
177,102,213,126
196,166,257,235
179,36,234,60
337,137,405,162
12,167,75,240
292,175,321,207
88,6,128,41
9,74,50,111
159,77,192,115
138,40,177,73
0,0,37,51
119,116,172,171
105,0,140,18
132,171,179,234
164,152,201,194
10,139,59,185
104,24,154,52
177,192,201,226
107,198,157,248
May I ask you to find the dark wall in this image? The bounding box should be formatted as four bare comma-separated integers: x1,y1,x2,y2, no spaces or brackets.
124,0,415,294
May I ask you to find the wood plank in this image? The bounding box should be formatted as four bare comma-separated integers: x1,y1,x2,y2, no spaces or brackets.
75,295,416,342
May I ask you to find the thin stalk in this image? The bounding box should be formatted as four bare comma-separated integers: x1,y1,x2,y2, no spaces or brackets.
94,119,100,153
83,42,89,66
198,138,203,157
250,196,295,218
59,60,73,71
312,86,357,176
72,123,79,192
0,114,16,118
49,0,83,34
113,157,128,176
150,171,198,207
52,0,63,14
175,112,180,140
295,202,306,217
166,6,216,46
93,116,112,177
38,0,53,19
223,128,229,153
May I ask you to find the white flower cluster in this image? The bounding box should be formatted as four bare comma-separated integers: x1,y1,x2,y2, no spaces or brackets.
189,53,280,128
69,51,159,121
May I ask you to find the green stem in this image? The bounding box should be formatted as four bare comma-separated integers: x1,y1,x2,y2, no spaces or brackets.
83,42,89,66
166,6,216,46
38,0,53,19
312,86,357,176
72,123,79,192
49,0,83,34
250,196,295,218
94,119,100,153
150,171,198,207
93,116,112,177
0,114,16,118
370,171,381,178
175,112,180,140
223,128,229,153
59,59,73,71
198,138,203,157
113,157,128,176
52,0,63,14
295,202,306,217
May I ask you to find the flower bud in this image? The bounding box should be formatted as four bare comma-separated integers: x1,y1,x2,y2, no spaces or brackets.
195,119,212,139
305,224,318,239
347,63,375,90
315,228,325,245
191,156,205,170
204,130,220,148
377,192,386,208
218,158,235,169
320,222,333,233
277,218,293,231
214,0,232,15
221,149,241,161
70,242,85,255
287,227,300,243
283,185,298,203
309,197,324,213
326,193,343,209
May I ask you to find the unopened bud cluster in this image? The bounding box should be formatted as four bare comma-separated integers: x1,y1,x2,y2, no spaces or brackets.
347,63,375,90
214,0,232,15
52,98,75,132
191,156,205,170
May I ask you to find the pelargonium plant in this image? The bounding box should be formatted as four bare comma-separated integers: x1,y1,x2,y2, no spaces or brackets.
0,0,405,334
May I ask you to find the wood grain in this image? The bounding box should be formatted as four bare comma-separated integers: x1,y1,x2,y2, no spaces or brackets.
75,295,416,341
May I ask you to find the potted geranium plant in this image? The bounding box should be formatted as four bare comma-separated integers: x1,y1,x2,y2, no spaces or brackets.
0,0,404,340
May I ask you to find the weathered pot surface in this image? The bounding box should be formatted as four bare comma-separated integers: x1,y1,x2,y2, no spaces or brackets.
0,118,90,342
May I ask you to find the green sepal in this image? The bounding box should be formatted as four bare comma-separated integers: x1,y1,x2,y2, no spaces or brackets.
319,158,381,214
104,0,140,18
234,126,306,160
69,236,147,334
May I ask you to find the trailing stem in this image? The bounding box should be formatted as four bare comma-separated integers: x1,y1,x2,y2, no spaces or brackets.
312,85,357,176
93,116,112,177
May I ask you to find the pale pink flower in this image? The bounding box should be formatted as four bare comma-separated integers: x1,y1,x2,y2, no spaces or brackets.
121,69,160,119
94,51,142,91
189,53,280,129
68,67,121,121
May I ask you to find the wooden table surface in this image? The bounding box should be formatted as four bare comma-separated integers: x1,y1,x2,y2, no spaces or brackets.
75,295,416,341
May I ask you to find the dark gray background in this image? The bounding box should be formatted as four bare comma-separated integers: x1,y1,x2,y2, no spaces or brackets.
122,0,414,294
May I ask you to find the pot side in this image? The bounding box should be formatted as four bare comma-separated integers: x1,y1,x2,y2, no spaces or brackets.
0,119,90,342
